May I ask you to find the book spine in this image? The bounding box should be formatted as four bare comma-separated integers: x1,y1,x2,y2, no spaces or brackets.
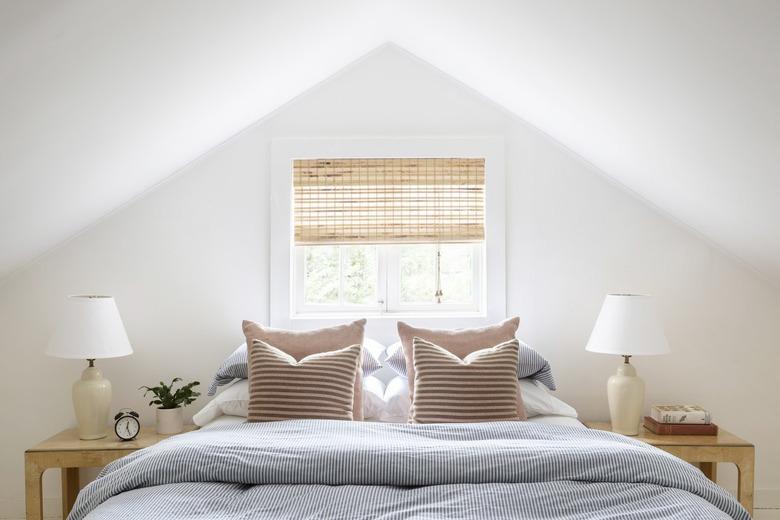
650,408,711,424
644,417,718,435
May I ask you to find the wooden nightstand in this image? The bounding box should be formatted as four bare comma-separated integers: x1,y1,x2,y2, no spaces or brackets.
24,426,196,520
584,421,755,515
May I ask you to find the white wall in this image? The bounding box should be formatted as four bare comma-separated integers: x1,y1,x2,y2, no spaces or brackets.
1,45,779,519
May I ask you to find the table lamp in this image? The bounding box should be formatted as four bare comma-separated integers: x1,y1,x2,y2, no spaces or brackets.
585,294,670,435
46,295,133,440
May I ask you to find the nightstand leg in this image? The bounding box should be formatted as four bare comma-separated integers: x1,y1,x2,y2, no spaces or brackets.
61,468,79,518
735,448,755,516
699,462,717,481
24,456,43,520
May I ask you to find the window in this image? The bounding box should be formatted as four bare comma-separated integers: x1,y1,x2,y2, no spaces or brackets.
292,158,485,315
295,243,482,313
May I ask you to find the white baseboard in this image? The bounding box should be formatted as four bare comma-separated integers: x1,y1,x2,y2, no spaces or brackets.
757,489,780,509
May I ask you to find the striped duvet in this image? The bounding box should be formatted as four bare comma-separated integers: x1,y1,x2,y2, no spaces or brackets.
70,420,749,520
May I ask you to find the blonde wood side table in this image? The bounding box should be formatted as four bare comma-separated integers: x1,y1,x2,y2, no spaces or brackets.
24,426,196,520
584,421,755,516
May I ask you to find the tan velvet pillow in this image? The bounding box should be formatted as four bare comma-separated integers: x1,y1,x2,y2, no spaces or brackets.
242,319,366,420
398,317,521,397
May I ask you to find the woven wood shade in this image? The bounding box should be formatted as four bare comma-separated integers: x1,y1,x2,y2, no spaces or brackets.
293,158,485,245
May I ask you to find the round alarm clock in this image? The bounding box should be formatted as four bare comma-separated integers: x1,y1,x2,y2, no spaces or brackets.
114,408,140,441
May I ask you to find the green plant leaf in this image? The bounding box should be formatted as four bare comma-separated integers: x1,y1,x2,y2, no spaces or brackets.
140,377,200,408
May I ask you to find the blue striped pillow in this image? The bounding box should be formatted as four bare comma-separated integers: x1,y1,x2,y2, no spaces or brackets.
384,339,556,391
208,339,384,395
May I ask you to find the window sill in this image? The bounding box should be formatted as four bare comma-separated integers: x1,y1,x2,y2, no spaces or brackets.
291,311,487,321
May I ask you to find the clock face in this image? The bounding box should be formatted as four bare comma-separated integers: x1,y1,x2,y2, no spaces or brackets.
115,416,140,440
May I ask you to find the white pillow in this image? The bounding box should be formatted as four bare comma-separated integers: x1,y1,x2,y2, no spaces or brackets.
363,337,387,364
383,341,406,375
193,379,250,426
520,379,577,418
199,415,247,430
362,375,387,420
380,376,411,423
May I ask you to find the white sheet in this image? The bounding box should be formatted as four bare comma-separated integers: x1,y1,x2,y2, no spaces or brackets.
197,414,584,430
525,415,584,428
198,415,247,429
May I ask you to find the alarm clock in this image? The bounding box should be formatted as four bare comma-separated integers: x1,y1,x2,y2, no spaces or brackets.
114,408,140,441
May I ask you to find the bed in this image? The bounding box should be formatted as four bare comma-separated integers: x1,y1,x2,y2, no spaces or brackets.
69,417,749,519
70,324,748,520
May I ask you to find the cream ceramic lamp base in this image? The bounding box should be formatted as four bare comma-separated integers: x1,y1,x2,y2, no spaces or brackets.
607,357,645,436
72,361,112,440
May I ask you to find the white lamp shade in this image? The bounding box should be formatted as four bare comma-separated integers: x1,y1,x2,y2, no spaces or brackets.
585,294,670,356
46,295,133,359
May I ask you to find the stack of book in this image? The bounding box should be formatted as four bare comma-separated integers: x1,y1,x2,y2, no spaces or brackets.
644,405,718,435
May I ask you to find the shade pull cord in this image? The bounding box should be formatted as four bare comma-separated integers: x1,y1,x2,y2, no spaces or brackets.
435,244,443,304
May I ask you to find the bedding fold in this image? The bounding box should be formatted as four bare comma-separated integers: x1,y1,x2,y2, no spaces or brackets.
69,420,749,520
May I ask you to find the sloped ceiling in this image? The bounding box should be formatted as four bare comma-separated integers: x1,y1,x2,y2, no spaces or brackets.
1,1,779,283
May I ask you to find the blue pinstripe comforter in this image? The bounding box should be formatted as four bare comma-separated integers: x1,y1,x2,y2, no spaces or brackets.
70,421,750,519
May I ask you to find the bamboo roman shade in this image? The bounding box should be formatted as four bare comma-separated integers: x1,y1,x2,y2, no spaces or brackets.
293,158,485,244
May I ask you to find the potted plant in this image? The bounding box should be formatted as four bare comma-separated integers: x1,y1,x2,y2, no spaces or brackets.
140,378,200,434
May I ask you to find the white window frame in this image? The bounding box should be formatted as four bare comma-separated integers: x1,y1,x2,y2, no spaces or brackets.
270,137,505,331
293,243,484,315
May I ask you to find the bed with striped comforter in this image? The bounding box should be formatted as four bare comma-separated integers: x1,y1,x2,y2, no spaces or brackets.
70,420,749,520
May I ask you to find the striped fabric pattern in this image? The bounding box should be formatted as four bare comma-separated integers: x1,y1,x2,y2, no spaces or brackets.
69,420,749,520
411,338,521,423
248,341,361,421
208,341,382,395
385,338,557,390
207,344,248,394
78,481,739,520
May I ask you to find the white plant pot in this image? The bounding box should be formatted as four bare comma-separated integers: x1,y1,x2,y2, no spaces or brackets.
156,407,184,435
